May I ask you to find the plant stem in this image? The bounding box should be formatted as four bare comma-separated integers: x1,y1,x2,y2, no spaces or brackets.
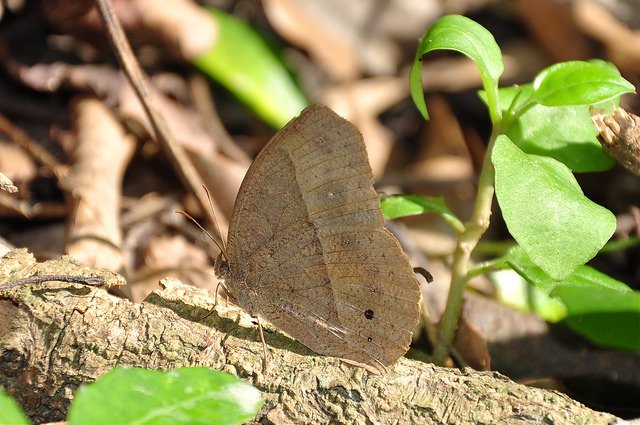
466,258,509,279
472,240,514,256
599,235,639,253
432,129,499,365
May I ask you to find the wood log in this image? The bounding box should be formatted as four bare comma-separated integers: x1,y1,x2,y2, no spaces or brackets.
0,249,618,424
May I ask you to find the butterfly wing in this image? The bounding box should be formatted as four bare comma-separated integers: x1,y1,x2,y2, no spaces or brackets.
225,105,421,372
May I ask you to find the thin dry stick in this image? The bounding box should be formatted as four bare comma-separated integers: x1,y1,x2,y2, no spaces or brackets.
92,0,229,243
188,75,250,164
0,113,67,180
0,275,104,291
64,95,135,271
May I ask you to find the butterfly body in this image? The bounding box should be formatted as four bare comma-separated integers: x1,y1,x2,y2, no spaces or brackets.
216,105,421,373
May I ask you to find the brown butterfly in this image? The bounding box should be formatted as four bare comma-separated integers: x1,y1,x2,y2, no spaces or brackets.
213,104,421,373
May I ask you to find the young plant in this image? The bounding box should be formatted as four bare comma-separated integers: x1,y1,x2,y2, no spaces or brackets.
396,14,639,364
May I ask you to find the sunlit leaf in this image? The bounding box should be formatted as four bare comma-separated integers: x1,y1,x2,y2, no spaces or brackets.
410,14,503,119
68,367,262,425
194,8,308,128
492,135,616,279
0,390,30,425
531,60,635,106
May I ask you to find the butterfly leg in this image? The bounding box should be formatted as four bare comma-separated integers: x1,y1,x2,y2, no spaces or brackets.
256,316,269,373
213,280,222,307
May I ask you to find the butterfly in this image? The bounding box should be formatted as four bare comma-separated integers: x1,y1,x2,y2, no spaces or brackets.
211,105,421,373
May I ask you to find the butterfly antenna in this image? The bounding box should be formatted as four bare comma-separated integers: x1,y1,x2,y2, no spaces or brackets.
175,209,226,256
202,185,228,260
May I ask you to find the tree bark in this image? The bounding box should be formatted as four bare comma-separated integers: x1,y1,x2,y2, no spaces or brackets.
0,249,618,424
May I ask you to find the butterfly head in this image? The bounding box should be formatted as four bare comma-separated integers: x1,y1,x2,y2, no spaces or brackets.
214,252,230,279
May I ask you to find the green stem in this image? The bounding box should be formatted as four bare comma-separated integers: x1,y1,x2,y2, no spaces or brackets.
599,235,639,253
482,78,502,124
466,258,509,279
472,240,514,256
432,128,499,365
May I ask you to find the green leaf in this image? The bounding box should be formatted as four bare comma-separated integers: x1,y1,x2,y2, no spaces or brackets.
0,390,30,425
491,269,567,322
479,84,527,113
531,60,635,106
506,104,615,172
553,285,640,351
410,14,503,120
194,8,308,128
503,246,640,351
68,367,262,425
380,194,463,232
482,84,615,172
492,135,616,279
503,84,535,117
503,245,631,295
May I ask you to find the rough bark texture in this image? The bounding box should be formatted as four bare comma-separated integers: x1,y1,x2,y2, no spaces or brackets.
592,106,640,176
0,250,619,424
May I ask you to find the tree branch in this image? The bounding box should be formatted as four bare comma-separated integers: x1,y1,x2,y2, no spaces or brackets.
0,249,618,424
